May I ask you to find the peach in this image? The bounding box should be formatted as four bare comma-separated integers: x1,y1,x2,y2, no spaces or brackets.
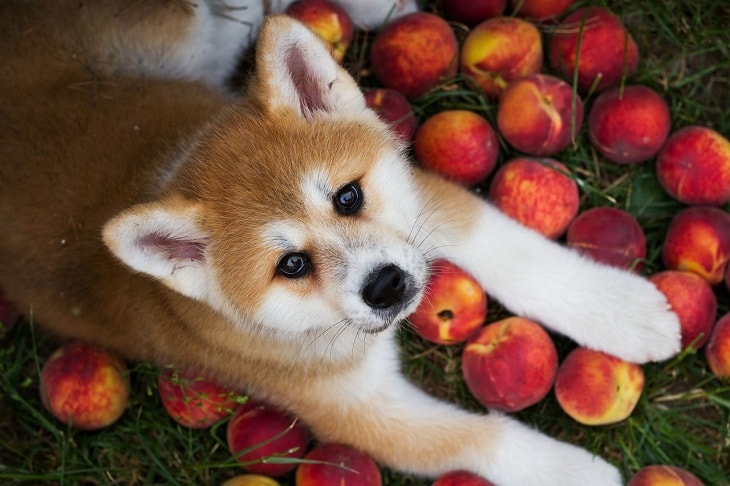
488,157,579,239
285,0,354,63
408,260,487,345
649,270,717,350
661,206,730,285
549,7,639,93
363,88,417,142
497,73,584,156
462,317,558,412
296,443,381,486
554,347,644,426
157,365,242,428
433,470,495,485
460,16,543,98
511,0,575,22
706,313,730,379
627,465,704,486
656,126,730,206
566,207,646,271
588,85,672,164
222,475,282,486
414,110,499,186
40,341,129,430
227,401,311,477
442,0,506,27
370,12,458,100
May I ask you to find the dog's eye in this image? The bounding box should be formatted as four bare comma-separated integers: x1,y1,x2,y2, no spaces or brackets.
276,252,311,278
334,182,363,216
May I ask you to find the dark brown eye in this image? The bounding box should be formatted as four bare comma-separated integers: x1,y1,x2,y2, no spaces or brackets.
276,252,311,278
334,182,363,216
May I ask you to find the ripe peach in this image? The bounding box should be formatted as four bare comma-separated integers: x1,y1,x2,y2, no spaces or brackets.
549,7,639,93
414,110,499,186
588,85,671,164
285,0,354,63
497,73,584,156
363,88,417,142
222,475,282,486
649,270,717,350
488,157,579,239
661,206,730,286
370,12,458,100
408,260,487,345
656,126,730,206
554,347,644,426
627,465,704,486
433,470,495,485
511,0,575,22
227,401,311,477
566,207,646,271
296,443,381,486
40,341,129,430
462,317,558,412
157,366,241,428
706,313,730,379
460,16,543,98
442,0,506,27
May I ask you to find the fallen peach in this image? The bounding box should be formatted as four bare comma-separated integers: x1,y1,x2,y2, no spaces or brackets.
442,0,506,27
627,464,704,486
649,270,717,350
488,157,579,239
497,73,584,156
370,12,458,99
363,88,417,142
588,85,671,164
432,470,495,485
554,347,644,426
656,126,730,206
706,313,730,379
460,16,543,98
296,443,382,486
285,0,354,63
462,317,558,412
414,110,499,186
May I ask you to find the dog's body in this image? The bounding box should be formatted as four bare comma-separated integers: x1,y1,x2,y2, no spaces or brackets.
0,2,681,484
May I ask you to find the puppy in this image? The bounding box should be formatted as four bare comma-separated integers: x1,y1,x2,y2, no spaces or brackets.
0,1,681,484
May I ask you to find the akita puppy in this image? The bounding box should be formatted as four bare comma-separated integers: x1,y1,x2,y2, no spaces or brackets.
0,1,681,484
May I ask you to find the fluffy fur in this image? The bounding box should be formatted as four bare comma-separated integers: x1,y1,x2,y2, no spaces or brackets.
0,1,681,484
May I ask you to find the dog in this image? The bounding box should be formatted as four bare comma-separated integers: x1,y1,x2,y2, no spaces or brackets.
0,1,681,484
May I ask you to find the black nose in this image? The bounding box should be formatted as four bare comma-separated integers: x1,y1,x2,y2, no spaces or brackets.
362,265,407,309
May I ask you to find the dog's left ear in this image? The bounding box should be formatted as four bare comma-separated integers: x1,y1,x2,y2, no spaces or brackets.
251,15,366,121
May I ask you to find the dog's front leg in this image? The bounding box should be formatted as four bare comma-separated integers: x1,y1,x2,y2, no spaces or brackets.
410,169,681,364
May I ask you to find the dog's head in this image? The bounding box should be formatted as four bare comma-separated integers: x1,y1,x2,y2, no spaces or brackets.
102,16,430,351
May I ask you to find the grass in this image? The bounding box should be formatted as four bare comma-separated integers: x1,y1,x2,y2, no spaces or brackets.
2,0,730,484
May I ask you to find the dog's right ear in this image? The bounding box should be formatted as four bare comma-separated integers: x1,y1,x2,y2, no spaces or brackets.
249,15,367,121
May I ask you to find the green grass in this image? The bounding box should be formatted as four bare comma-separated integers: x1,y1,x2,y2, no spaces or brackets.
2,0,730,484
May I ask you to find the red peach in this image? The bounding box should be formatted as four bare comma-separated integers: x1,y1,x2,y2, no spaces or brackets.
433,470,495,485
462,317,558,412
549,7,639,93
488,157,580,239
566,207,647,271
285,0,354,63
363,88,417,142
497,73,584,156
227,401,311,477
706,313,730,379
296,443,382,486
442,0,506,27
649,270,717,350
157,366,242,428
627,465,704,486
408,260,487,345
414,110,499,186
554,347,644,426
370,13,458,100
40,341,129,430
656,126,730,206
661,206,730,285
222,475,282,486
460,16,543,98
588,85,671,164
511,0,576,22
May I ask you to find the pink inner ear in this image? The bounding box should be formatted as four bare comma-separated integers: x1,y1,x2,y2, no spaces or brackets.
286,45,331,120
138,233,207,262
